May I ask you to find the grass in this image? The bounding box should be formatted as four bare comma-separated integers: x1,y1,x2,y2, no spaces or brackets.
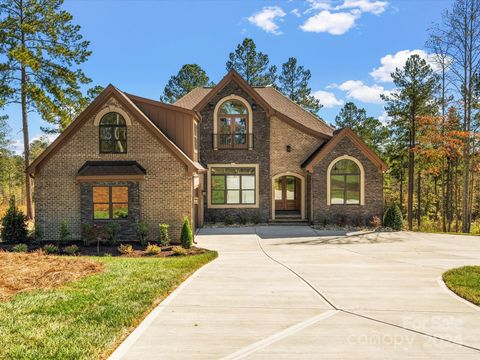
0,250,217,359
443,266,480,306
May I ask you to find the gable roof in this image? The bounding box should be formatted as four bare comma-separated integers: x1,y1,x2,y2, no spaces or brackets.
174,70,334,138
302,127,388,172
27,85,205,176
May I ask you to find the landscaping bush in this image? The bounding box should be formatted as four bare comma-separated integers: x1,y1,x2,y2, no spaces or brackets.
31,226,44,243
172,246,187,256
43,244,59,254
251,213,262,224
136,221,149,245
81,222,95,246
59,220,70,246
224,215,234,225
383,203,403,230
12,243,28,253
238,215,248,225
64,244,79,255
158,224,170,246
145,243,161,255
117,244,133,255
1,197,28,243
180,217,193,249
106,222,120,245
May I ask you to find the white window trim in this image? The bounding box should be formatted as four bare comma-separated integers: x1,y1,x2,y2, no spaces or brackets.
327,155,365,206
94,106,132,126
207,163,259,209
213,95,253,150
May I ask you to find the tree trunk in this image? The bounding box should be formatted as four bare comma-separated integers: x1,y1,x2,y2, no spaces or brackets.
399,165,404,211
21,65,32,220
407,112,416,230
417,169,421,227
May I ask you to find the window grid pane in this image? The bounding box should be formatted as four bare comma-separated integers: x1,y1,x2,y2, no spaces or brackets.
93,186,129,220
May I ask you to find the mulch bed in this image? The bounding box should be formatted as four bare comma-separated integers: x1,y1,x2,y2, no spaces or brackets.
0,251,104,301
0,242,205,257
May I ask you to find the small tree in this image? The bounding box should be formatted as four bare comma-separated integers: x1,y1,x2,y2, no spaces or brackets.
159,224,170,246
59,220,70,246
136,221,149,246
1,196,28,243
106,222,121,245
180,217,193,249
81,222,95,246
383,204,403,231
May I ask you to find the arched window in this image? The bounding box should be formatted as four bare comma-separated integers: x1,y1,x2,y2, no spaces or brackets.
99,112,127,153
330,159,361,205
217,99,249,149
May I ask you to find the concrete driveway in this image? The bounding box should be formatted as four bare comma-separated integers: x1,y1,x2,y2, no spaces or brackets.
110,226,480,359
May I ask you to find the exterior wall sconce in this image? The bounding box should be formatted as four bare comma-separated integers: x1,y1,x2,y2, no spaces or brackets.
208,103,214,110
252,103,257,110
286,145,292,152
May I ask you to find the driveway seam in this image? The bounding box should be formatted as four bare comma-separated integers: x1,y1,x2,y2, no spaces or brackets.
255,228,480,354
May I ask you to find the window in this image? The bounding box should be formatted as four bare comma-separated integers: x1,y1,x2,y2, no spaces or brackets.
99,112,127,153
193,121,199,161
217,100,249,148
93,186,129,220
330,159,360,205
211,167,256,205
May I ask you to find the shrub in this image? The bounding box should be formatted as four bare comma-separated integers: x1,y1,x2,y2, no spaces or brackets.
370,216,382,228
81,222,95,246
335,214,346,226
117,244,133,255
224,215,234,226
145,243,161,255
43,244,59,254
383,203,403,230
158,224,170,246
64,244,79,255
106,222,121,245
1,197,28,243
251,213,262,224
59,220,70,246
32,226,44,243
180,217,193,249
238,215,248,225
172,246,187,256
12,243,28,253
136,221,149,245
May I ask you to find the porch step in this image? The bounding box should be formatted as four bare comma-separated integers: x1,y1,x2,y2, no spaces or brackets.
269,219,310,226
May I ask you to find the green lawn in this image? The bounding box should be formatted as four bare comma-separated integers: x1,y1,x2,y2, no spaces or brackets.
443,266,480,306
0,251,217,359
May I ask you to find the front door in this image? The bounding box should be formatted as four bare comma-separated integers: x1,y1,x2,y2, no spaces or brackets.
274,176,300,211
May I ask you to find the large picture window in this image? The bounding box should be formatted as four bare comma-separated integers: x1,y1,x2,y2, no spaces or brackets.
210,167,256,205
93,186,129,220
99,112,127,153
330,159,360,205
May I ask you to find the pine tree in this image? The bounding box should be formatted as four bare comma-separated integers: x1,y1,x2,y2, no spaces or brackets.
381,55,439,230
0,0,93,218
277,57,321,114
226,38,277,86
161,64,213,103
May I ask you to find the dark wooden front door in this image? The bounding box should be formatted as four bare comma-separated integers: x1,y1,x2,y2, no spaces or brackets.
274,176,300,211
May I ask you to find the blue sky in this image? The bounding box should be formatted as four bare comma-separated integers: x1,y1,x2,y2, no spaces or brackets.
4,0,451,152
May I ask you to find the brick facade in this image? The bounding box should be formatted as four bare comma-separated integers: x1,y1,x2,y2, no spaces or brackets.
311,136,384,225
33,96,193,242
199,80,271,222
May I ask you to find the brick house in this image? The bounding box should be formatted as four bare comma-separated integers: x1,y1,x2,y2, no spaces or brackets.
27,70,387,242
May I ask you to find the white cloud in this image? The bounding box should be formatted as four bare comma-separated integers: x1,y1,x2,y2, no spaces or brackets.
336,80,388,104
370,49,439,83
337,0,388,15
291,8,301,17
248,6,286,35
305,0,332,12
313,90,344,107
378,111,391,124
300,10,357,35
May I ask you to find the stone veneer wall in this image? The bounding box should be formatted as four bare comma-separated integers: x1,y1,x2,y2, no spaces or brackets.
199,80,270,222
33,96,193,242
311,136,384,225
